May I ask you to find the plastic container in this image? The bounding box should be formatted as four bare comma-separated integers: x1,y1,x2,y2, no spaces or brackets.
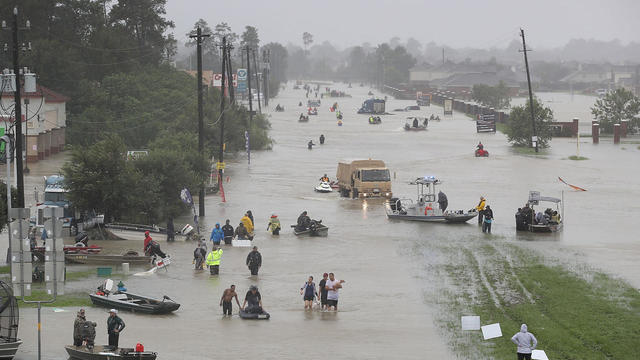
97,267,112,277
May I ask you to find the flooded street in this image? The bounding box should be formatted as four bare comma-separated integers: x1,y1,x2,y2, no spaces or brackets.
7,83,640,359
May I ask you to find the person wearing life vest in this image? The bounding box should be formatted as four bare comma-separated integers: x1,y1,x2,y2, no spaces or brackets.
267,214,281,235
206,246,223,275
476,196,486,225
424,203,434,216
320,174,329,183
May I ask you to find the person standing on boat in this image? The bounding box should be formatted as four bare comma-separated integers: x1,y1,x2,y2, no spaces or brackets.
220,285,241,316
73,309,86,346
143,231,153,251
210,223,224,246
476,196,486,225
222,220,234,245
482,205,494,234
246,246,262,276
107,309,125,349
206,246,223,275
438,191,448,212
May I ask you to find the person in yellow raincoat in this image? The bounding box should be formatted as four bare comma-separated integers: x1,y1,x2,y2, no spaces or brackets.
241,213,255,240
476,196,486,225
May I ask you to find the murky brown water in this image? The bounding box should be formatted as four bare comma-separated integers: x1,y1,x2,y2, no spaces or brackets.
5,83,639,359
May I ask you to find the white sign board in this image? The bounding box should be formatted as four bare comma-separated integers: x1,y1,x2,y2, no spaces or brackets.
237,69,247,81
461,316,481,330
213,73,222,87
481,323,502,340
532,350,549,360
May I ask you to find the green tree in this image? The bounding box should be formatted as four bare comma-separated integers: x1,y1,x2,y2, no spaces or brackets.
262,42,288,97
186,19,216,54
591,88,640,133
213,22,237,46
240,26,260,49
62,135,143,222
505,98,554,148
472,81,512,109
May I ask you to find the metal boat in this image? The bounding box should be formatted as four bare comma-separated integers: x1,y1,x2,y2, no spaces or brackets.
404,117,428,131
65,253,152,265
89,291,180,314
104,223,187,241
385,176,477,223
519,191,564,233
65,345,157,360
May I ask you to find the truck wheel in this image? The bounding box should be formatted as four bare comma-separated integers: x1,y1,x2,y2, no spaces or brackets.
352,188,358,199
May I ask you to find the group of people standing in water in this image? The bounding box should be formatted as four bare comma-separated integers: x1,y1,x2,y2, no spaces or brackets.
300,272,345,311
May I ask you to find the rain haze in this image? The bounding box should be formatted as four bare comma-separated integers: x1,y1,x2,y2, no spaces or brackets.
167,0,640,48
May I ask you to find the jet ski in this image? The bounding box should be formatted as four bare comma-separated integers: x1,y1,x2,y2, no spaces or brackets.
314,182,333,193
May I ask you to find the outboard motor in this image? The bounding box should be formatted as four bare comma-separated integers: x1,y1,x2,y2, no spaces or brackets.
389,198,399,212
75,232,89,247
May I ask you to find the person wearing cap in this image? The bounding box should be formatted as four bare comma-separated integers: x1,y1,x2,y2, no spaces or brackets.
267,214,281,235
206,246,223,275
143,231,153,251
476,196,486,225
73,309,86,346
242,285,264,314
318,273,329,310
246,246,262,276
107,309,125,348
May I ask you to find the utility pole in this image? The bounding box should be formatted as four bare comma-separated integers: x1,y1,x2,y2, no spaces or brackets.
225,44,234,103
246,47,254,129
189,26,210,216
3,7,31,208
520,28,538,153
252,49,262,113
263,49,270,107
217,37,227,202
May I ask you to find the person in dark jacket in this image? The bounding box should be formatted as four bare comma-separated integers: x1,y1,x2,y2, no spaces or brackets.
482,205,494,233
246,246,262,275
437,191,448,212
79,320,97,349
246,211,254,227
166,218,175,242
297,211,311,231
221,220,234,245
73,309,86,346
319,134,325,144
234,223,249,240
107,309,125,348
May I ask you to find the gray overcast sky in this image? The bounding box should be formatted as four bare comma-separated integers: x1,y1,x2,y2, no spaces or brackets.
166,0,640,49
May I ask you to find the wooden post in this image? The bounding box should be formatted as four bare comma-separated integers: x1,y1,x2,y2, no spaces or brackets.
572,118,579,137
592,121,599,144
613,123,621,144
620,120,629,138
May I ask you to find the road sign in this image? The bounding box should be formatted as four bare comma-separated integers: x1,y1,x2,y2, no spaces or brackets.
237,69,247,81
216,162,225,170
44,219,64,239
213,73,222,87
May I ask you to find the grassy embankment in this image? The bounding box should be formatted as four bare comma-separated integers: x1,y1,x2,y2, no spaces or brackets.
0,266,119,307
568,155,589,160
441,243,640,359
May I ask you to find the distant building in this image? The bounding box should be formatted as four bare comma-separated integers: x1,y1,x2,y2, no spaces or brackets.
560,64,639,93
0,85,69,163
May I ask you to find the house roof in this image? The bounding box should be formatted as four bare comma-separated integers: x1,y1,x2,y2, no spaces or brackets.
1,84,70,103
432,71,519,88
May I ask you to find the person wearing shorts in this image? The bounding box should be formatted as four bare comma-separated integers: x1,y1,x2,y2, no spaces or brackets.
300,276,318,310
318,273,329,310
324,272,345,311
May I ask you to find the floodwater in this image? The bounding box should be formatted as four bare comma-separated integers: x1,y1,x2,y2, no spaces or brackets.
5,83,640,359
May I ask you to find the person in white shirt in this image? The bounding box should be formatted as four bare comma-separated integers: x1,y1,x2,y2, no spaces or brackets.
324,273,345,311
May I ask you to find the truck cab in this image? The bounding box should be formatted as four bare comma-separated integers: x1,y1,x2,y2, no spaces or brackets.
35,175,75,228
336,160,392,199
